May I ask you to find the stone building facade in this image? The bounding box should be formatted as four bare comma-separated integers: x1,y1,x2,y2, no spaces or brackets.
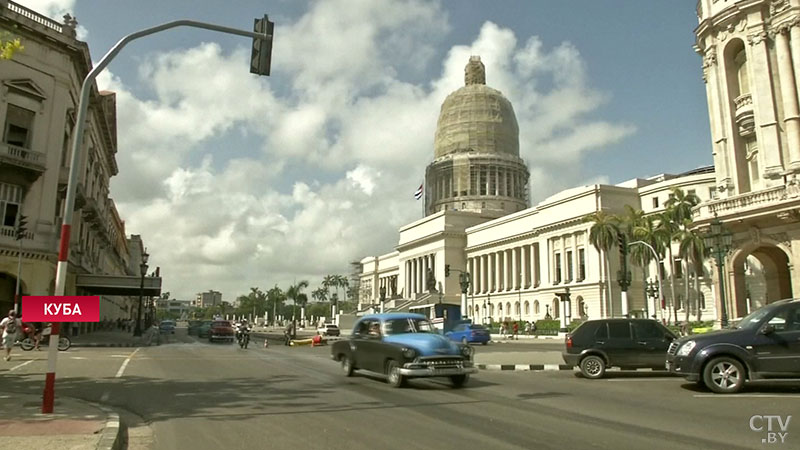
693,0,800,320
0,1,141,325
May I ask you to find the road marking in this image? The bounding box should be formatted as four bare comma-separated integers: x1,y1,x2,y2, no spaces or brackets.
70,356,88,360
100,391,110,402
9,359,36,371
693,394,800,398
115,347,141,378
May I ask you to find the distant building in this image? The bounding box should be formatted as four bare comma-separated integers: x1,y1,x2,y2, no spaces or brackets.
195,290,222,308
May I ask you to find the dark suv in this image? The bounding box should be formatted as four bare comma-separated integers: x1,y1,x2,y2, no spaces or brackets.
666,299,800,393
563,318,677,378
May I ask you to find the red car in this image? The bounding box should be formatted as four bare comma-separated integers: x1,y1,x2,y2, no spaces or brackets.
208,321,235,343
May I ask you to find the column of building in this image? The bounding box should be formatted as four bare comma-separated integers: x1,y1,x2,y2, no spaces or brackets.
775,25,800,169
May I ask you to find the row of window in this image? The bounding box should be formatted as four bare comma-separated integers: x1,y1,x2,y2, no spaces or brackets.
553,248,586,284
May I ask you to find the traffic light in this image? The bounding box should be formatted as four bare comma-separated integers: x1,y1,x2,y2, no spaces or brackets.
617,232,627,250
15,214,27,240
445,264,450,277
250,15,274,76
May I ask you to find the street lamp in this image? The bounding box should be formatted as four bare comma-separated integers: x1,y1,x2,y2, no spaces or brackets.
645,279,660,320
379,286,386,314
134,249,149,337
702,215,733,328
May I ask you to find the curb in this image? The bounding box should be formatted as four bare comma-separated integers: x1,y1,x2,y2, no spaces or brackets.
477,364,575,371
71,343,157,348
96,406,124,450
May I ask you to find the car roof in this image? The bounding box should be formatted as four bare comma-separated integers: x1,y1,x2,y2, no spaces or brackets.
358,312,427,321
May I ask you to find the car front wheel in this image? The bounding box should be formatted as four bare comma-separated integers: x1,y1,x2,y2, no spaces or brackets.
580,355,606,379
450,374,468,388
703,357,745,394
386,360,405,388
341,356,354,377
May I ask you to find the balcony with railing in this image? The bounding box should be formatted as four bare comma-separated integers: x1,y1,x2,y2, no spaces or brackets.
692,184,794,221
0,142,47,174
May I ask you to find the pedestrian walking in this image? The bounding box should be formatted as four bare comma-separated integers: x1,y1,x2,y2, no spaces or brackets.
531,320,537,337
524,321,531,336
1,310,23,361
512,322,519,340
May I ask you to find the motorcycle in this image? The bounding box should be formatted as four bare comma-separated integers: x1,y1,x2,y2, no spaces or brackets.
237,329,250,349
19,324,71,351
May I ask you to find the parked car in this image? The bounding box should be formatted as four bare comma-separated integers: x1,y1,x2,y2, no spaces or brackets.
562,318,677,379
158,320,176,334
317,324,340,336
209,321,235,343
445,323,490,345
187,320,203,336
330,313,477,388
196,321,213,338
667,298,800,393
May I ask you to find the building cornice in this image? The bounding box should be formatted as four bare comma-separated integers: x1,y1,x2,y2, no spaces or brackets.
396,230,466,253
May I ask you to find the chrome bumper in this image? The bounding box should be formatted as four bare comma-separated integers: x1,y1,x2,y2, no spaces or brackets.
399,362,477,377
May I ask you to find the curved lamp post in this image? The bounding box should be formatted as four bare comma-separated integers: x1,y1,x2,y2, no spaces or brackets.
702,216,733,328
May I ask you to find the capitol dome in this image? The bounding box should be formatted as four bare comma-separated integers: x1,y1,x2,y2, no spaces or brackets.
434,57,520,158
424,56,530,217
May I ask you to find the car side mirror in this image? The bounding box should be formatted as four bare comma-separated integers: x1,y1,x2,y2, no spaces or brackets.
760,325,775,335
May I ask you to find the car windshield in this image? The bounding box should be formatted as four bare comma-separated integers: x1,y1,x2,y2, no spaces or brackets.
734,306,776,329
383,318,435,335
212,321,230,327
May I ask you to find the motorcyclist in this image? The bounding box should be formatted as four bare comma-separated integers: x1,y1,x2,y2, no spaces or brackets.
236,319,250,344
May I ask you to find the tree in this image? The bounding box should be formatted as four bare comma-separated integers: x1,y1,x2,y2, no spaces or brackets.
663,188,701,325
286,280,309,333
678,218,708,325
584,211,620,317
655,209,680,325
616,205,645,316
312,287,327,303
0,30,23,60
266,285,285,325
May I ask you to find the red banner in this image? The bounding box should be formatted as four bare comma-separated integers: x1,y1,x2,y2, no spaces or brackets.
22,296,100,322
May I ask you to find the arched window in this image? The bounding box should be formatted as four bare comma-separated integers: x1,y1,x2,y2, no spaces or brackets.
514,301,520,316
524,301,530,315
534,300,540,315
489,304,494,317
498,303,503,315
576,296,586,318
677,294,683,311
698,293,706,310
506,302,511,317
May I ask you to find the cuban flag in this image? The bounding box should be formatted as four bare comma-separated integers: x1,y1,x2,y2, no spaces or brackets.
414,183,423,200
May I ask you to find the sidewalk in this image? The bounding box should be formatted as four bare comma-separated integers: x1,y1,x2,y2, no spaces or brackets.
474,350,574,372
0,392,123,450
69,328,161,348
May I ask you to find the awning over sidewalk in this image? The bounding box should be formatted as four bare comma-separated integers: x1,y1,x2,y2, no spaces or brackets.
75,274,162,296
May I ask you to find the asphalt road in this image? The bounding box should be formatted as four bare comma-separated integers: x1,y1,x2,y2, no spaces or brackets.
3,328,799,450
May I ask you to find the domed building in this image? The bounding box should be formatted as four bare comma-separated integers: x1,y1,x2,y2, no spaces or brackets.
354,55,719,330
425,56,530,216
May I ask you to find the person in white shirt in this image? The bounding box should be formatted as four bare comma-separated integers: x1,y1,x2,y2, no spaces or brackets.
1,310,23,361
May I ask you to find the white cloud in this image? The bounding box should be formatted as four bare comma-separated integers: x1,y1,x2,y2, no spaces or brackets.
96,1,632,300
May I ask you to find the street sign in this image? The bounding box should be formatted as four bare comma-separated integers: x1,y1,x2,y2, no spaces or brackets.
250,15,274,76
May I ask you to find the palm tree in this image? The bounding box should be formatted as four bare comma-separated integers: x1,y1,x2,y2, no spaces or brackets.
286,280,309,333
336,275,349,308
655,209,680,325
664,188,701,325
322,274,337,312
266,285,285,326
617,205,646,316
584,211,620,317
631,215,665,320
312,287,327,303
678,219,708,325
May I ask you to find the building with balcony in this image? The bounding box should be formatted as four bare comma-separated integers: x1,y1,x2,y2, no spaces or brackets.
694,0,800,320
0,1,154,327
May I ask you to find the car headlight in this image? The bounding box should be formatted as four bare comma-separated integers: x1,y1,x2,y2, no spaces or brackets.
402,347,416,359
460,345,473,357
677,340,696,356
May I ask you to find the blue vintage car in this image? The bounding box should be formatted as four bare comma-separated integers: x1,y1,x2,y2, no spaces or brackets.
330,313,477,388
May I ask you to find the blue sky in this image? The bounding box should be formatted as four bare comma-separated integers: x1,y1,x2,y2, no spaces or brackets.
20,1,712,301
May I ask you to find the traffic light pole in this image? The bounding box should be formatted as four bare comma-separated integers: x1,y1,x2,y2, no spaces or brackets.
43,18,273,415
14,237,22,314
